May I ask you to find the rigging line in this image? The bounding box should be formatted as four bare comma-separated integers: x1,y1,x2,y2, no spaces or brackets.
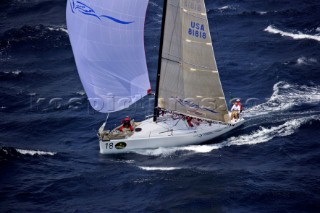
164,55,218,71
106,113,110,123
162,52,181,61
104,113,110,131
162,56,181,64
174,118,181,127
176,0,184,108
133,102,137,119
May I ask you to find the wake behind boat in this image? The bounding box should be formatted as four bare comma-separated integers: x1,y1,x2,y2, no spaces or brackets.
66,0,245,154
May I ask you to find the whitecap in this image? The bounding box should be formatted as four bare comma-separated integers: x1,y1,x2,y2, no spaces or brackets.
47,26,68,34
224,115,319,146
258,11,267,15
264,25,320,42
218,5,236,10
134,147,180,157
219,6,230,10
76,91,86,96
297,57,318,65
149,1,161,9
179,144,222,153
138,166,182,171
244,81,320,117
133,144,222,157
12,70,22,75
16,149,56,156
1,70,22,76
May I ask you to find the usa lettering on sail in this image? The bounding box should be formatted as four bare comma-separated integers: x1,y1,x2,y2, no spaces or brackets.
188,21,207,39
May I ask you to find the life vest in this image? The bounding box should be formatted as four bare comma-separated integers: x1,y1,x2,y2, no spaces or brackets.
119,117,134,131
186,116,194,127
238,102,243,112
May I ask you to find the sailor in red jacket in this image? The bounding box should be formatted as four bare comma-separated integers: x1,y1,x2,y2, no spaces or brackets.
119,117,134,132
186,116,194,127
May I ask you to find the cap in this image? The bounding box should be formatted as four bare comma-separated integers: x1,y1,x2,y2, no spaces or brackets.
236,99,240,102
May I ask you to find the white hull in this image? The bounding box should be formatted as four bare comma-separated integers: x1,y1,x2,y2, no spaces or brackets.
99,116,244,154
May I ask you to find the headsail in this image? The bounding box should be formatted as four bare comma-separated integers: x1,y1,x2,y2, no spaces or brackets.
158,0,229,122
67,0,151,113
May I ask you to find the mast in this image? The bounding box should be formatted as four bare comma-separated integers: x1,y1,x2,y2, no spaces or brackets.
153,0,168,122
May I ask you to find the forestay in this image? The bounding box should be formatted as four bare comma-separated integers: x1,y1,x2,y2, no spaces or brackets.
158,0,229,123
67,0,151,113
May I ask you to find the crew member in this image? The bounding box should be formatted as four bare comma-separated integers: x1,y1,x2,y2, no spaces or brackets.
230,102,241,120
186,116,194,127
236,99,243,113
119,117,134,132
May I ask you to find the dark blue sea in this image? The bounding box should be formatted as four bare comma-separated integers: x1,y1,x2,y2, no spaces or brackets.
1,0,320,212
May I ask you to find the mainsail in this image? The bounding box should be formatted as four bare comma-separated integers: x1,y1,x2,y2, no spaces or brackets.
158,0,229,122
67,0,151,113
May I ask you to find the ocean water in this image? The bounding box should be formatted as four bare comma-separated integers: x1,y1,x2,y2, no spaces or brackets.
1,0,320,212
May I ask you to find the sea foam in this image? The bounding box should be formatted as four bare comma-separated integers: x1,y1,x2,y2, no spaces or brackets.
296,57,318,65
264,25,320,42
244,81,320,117
16,149,56,156
138,166,182,171
224,115,319,146
48,26,68,34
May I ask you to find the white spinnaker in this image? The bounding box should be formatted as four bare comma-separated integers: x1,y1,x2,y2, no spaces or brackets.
67,0,151,113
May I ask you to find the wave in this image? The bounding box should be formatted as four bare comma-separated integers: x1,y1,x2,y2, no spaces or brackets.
148,1,161,9
0,70,22,76
258,11,267,15
245,81,320,117
75,91,86,96
133,145,219,157
133,147,179,157
264,25,320,42
138,166,182,171
47,26,68,34
225,115,319,146
16,149,56,156
208,7,304,17
0,25,70,51
296,57,318,65
207,5,238,14
133,115,319,157
0,147,56,162
218,5,235,10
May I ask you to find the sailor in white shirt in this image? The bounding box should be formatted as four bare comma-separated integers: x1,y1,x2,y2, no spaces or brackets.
230,102,241,120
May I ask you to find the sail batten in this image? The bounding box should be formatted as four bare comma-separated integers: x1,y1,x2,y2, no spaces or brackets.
158,0,229,123
67,0,151,113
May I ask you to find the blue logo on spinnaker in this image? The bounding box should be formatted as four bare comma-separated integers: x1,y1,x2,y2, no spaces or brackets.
70,0,134,25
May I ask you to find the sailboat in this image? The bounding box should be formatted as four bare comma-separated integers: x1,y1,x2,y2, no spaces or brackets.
66,0,245,154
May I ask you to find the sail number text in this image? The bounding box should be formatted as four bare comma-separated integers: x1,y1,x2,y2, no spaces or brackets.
106,143,113,149
188,21,207,39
